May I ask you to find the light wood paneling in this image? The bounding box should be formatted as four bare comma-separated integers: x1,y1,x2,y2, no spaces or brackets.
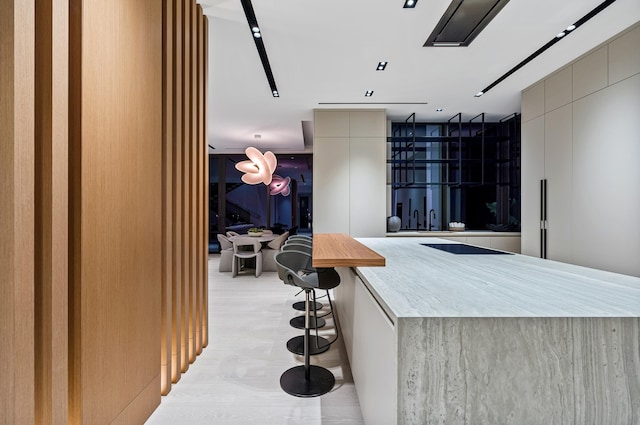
35,0,69,422
0,2,36,424
171,0,184,383
161,0,174,396
69,0,162,423
312,234,385,268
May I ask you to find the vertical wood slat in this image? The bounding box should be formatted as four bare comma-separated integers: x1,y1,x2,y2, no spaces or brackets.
180,0,191,371
171,0,183,383
202,14,209,349
0,2,36,424
35,0,70,422
189,0,198,364
69,0,163,422
161,0,174,396
194,3,203,356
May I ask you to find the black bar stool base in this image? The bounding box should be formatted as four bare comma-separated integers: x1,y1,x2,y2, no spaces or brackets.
289,316,325,329
286,335,330,355
280,365,335,397
293,301,323,311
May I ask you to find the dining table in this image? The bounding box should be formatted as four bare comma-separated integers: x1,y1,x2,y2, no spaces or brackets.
228,233,279,244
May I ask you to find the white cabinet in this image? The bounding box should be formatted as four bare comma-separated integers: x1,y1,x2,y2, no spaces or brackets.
314,109,387,237
520,24,640,277
335,268,397,425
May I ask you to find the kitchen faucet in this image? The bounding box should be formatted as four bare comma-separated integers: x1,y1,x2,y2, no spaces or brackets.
428,209,436,231
413,209,420,230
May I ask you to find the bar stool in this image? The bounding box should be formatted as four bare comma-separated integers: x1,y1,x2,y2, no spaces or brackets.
275,251,341,397
281,243,324,316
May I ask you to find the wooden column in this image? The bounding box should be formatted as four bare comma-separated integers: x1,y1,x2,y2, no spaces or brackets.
69,1,162,423
189,0,198,362
195,5,204,355
161,0,174,396
35,0,69,422
202,15,210,349
180,0,191,372
0,2,36,424
171,0,184,383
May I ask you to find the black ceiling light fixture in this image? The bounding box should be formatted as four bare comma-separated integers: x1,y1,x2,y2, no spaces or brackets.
475,0,617,97
365,90,374,97
424,0,511,47
240,0,280,98
376,61,388,71
403,0,418,9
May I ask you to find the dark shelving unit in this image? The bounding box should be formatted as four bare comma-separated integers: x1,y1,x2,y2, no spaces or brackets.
388,112,520,231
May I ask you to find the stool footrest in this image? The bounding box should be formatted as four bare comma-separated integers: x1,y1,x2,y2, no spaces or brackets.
286,335,330,355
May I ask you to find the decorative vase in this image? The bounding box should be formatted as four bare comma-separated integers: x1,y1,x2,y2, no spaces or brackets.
387,216,401,232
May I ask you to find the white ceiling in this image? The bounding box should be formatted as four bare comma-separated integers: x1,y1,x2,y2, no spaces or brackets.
201,0,640,154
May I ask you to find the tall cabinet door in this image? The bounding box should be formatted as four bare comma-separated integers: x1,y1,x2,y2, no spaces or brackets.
544,104,573,263
521,115,545,257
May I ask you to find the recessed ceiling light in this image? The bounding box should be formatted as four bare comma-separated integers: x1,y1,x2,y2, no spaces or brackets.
272,90,279,97
377,61,388,71
253,32,261,38
474,92,484,97
436,108,443,112
566,24,576,31
556,31,566,38
403,0,417,8
365,90,374,97
251,26,260,33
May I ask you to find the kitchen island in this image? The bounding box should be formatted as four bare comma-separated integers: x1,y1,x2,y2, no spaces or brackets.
334,237,640,425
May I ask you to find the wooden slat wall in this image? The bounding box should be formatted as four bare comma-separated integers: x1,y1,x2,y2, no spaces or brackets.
1,0,209,421
163,0,209,392
0,2,36,424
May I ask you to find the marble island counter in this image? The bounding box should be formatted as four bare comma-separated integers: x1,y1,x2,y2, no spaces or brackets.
333,237,640,425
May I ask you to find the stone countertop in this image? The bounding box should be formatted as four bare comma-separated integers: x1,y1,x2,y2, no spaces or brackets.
386,230,521,237
353,237,640,320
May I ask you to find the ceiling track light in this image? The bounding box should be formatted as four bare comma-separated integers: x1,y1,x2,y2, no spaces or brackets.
403,0,418,8
241,0,280,98
474,0,617,97
377,61,388,71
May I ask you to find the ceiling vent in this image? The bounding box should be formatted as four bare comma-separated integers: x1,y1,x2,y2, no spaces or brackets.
424,0,510,47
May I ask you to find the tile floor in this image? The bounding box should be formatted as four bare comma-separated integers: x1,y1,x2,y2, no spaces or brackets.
145,255,364,425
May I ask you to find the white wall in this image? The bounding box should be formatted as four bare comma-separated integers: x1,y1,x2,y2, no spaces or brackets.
313,109,387,237
521,23,640,277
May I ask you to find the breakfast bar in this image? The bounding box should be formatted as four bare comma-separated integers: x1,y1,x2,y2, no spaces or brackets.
331,237,640,425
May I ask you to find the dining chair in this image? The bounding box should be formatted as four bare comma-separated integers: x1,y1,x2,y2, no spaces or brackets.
232,236,262,277
217,234,234,272
262,231,289,272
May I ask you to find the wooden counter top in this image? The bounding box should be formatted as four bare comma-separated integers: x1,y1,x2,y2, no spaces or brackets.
312,233,385,268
